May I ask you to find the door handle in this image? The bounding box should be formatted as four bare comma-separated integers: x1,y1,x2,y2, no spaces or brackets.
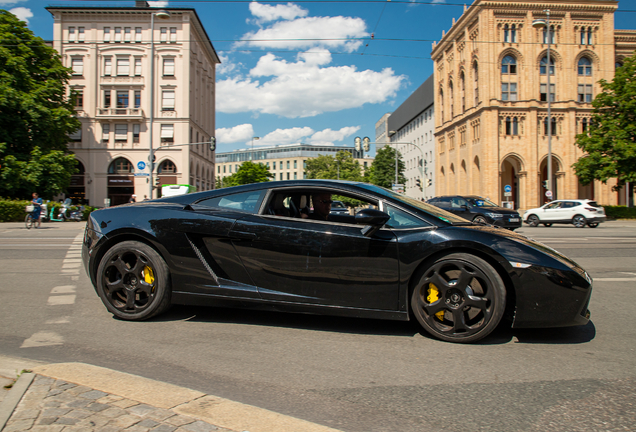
230,231,257,241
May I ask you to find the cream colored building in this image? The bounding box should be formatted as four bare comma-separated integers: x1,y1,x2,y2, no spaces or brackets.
215,145,373,184
48,2,219,205
432,0,636,211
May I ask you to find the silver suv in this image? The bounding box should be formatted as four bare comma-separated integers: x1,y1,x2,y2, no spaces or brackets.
523,199,606,228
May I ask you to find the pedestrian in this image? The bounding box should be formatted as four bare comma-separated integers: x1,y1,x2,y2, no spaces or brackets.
143,195,148,201
31,192,43,228
129,194,137,203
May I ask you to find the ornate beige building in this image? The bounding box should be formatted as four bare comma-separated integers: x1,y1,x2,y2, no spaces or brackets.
432,0,636,211
48,2,219,205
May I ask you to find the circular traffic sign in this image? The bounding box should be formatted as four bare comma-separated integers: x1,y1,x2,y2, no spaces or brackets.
137,161,146,170
545,191,553,198
504,184,512,193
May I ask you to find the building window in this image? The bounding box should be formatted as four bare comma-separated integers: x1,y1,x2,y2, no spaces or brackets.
117,58,129,76
501,83,517,101
286,160,290,169
501,55,517,74
439,88,444,121
540,83,555,102
78,27,85,43
543,25,555,44
543,118,557,135
449,81,454,117
69,128,82,142
578,57,592,76
104,90,111,108
616,61,623,70
159,160,176,173
110,157,133,173
68,27,75,42
503,24,517,43
505,117,519,135
170,27,177,42
279,161,283,169
540,56,554,75
160,124,174,143
124,27,131,42
581,118,589,133
580,27,593,45
104,57,112,76
460,72,465,113
473,61,479,105
115,124,128,142
114,27,122,42
163,58,175,76
578,84,593,103
133,124,140,143
162,91,175,110
160,27,167,42
102,124,110,142
135,27,142,42
294,160,297,169
134,90,141,108
134,58,142,76
103,27,111,42
116,91,129,109
74,90,83,108
71,57,83,75
280,173,283,180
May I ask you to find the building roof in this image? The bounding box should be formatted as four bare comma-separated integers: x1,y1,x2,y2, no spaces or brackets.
387,74,434,133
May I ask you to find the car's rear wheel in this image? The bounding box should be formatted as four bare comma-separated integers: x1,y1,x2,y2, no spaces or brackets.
410,253,506,343
527,215,540,227
473,216,488,225
543,223,552,227
587,222,599,228
572,215,587,228
96,241,171,320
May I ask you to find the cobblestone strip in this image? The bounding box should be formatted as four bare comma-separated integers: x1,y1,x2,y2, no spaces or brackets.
3,375,234,432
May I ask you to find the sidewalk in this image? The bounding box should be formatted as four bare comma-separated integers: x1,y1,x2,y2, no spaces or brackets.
0,356,341,432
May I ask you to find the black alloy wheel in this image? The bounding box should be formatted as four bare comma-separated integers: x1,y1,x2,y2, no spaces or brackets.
588,222,599,228
411,253,506,343
473,215,488,225
572,215,587,228
527,215,540,227
96,241,171,320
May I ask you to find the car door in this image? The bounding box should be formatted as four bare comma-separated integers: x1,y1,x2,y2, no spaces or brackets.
449,197,472,220
229,195,400,311
540,201,562,221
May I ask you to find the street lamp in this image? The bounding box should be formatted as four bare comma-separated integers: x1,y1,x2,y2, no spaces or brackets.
148,9,171,199
533,9,553,198
250,136,259,161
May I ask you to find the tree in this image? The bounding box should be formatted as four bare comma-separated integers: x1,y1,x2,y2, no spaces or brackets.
217,161,273,188
305,150,362,181
0,10,80,199
368,145,406,189
573,52,636,206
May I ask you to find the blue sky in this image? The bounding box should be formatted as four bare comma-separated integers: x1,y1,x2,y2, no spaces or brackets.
4,0,636,154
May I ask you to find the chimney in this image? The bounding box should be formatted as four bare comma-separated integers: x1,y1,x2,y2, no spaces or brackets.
136,1,150,7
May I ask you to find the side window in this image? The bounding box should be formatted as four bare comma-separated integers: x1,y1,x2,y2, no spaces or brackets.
196,191,264,213
384,204,430,229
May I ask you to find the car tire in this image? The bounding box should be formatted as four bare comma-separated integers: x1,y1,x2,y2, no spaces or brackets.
587,222,599,228
473,216,488,225
96,241,172,321
410,253,506,343
543,223,552,227
527,215,540,227
572,215,587,228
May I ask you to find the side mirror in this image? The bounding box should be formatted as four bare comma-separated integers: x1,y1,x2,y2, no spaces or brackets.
356,209,390,237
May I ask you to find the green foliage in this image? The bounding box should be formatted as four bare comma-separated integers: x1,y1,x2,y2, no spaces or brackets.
368,145,406,189
305,150,363,181
0,10,81,199
0,198,30,222
216,161,273,188
602,205,636,219
573,52,636,193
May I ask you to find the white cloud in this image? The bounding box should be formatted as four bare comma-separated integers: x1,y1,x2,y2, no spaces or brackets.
238,16,368,53
147,1,169,7
217,51,405,118
217,54,239,76
216,124,254,144
9,7,32,24
259,127,314,146
307,127,361,146
249,1,308,23
0,0,27,5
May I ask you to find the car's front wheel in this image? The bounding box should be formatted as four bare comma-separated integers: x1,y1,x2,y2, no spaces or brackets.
96,241,172,320
410,253,506,343
527,215,540,227
473,216,488,225
572,215,587,228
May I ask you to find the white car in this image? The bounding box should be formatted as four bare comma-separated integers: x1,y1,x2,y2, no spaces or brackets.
523,199,606,228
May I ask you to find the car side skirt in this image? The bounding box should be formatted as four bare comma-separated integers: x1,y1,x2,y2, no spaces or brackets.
172,291,409,321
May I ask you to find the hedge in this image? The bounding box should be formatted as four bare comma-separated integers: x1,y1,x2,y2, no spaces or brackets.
0,199,97,222
602,205,636,220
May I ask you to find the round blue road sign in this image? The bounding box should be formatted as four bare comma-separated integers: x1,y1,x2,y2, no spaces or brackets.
137,161,146,170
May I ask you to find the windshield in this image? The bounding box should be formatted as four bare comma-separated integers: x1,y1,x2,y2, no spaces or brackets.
358,183,469,224
466,197,498,207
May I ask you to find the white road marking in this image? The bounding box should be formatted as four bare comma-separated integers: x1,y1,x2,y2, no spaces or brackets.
47,295,76,305
21,331,64,348
51,285,76,294
46,317,70,324
62,262,81,269
593,278,636,282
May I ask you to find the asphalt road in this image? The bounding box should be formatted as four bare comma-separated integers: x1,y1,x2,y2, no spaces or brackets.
1,220,635,432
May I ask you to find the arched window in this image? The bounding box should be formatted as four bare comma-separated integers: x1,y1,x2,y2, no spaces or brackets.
540,56,555,75
439,88,444,122
473,61,479,105
158,160,176,173
460,72,465,113
578,57,592,76
501,55,517,74
449,81,454,117
616,61,623,70
501,56,517,101
108,157,133,174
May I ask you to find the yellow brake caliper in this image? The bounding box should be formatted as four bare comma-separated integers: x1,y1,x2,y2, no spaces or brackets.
143,266,155,292
427,283,445,320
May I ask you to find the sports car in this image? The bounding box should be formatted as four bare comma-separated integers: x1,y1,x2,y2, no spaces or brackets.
82,180,592,343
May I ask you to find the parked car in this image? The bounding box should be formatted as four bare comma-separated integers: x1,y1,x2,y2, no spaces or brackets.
330,200,349,215
426,195,522,230
523,199,606,228
83,180,592,344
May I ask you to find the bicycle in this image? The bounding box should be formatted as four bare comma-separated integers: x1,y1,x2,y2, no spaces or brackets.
25,205,38,229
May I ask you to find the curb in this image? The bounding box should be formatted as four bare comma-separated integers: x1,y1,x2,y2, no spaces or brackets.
0,372,35,431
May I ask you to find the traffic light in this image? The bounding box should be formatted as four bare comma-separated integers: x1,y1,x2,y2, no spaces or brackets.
542,180,548,189
416,178,422,190
154,177,161,188
426,179,432,187
362,137,370,152
354,136,361,152
209,137,216,152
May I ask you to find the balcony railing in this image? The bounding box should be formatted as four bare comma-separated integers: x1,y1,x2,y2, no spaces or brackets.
97,108,143,118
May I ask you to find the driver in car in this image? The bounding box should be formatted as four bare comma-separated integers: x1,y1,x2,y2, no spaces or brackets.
307,193,332,221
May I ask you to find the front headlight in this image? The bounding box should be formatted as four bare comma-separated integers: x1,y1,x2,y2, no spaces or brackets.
486,213,504,218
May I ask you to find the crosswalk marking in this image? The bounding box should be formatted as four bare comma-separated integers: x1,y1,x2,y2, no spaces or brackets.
20,331,64,348
51,285,76,294
47,295,76,305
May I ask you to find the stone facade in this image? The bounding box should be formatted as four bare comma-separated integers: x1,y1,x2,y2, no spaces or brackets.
47,5,219,205
431,0,636,211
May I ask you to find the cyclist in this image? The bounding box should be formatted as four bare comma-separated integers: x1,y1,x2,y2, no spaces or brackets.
31,192,43,228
